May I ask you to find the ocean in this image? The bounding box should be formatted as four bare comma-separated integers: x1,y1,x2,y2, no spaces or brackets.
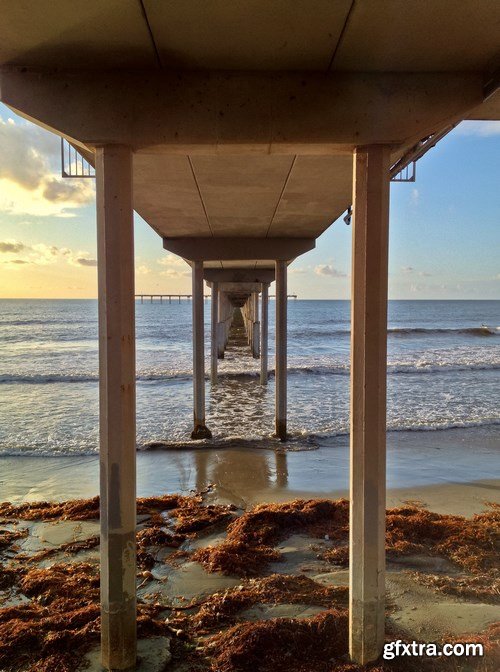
0,299,499,457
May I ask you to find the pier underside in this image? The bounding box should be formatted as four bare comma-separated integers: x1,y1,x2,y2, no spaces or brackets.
1,1,499,668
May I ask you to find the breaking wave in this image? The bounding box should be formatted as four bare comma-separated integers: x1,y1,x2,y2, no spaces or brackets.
388,326,500,337
2,358,500,385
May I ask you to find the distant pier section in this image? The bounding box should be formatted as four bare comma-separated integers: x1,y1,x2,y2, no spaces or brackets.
136,294,205,303
136,293,297,303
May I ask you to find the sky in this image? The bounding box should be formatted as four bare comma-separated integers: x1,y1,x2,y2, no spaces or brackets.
0,102,498,300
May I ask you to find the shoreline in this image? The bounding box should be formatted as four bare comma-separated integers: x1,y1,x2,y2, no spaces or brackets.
0,426,498,516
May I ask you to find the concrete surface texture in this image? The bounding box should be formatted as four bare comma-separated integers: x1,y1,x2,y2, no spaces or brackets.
0,2,498,272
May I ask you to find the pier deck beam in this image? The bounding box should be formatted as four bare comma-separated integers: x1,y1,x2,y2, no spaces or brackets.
210,282,219,386
96,145,137,671
192,261,212,440
349,145,391,665
275,260,288,440
260,283,269,385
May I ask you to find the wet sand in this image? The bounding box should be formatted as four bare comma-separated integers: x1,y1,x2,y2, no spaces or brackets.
1,427,498,669
1,426,498,516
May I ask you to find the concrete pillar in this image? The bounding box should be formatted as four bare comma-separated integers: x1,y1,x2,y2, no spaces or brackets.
349,145,391,664
217,291,225,358
275,260,287,440
192,261,212,440
252,292,260,358
260,283,269,385
96,145,136,671
210,282,219,386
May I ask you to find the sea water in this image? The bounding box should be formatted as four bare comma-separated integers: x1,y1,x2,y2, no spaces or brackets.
0,299,499,456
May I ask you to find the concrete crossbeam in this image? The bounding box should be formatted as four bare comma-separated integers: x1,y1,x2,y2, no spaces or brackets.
0,69,484,153
204,268,275,283
164,237,314,261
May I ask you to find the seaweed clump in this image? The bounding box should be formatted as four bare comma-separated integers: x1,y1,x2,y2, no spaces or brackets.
314,503,499,574
206,609,349,672
409,572,500,605
169,574,348,633
0,497,101,521
1,526,28,548
203,616,499,672
193,499,349,576
0,562,171,672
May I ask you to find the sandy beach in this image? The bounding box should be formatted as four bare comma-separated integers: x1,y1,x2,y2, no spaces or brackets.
1,426,498,515
1,425,498,670
1,479,498,671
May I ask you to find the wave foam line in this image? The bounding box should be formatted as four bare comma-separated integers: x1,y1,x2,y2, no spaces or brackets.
2,360,500,384
2,419,500,457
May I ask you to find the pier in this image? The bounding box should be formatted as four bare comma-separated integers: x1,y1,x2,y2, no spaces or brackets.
1,2,498,670
135,293,297,303
135,293,209,303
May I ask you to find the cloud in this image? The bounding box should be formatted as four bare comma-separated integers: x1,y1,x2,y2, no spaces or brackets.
289,267,307,275
401,266,431,277
314,264,346,278
0,239,97,269
410,282,448,293
136,265,151,275
0,117,57,190
0,241,25,253
42,178,94,204
455,121,500,137
157,254,191,278
0,117,94,217
410,188,419,205
75,257,97,267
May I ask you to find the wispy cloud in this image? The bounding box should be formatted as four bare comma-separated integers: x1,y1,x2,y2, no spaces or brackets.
0,118,94,217
73,257,97,267
401,266,432,278
0,239,96,269
0,241,25,253
455,121,500,137
157,254,190,278
314,264,346,278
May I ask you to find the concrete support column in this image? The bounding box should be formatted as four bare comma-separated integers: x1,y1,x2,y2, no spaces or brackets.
260,283,269,385
96,145,136,671
217,291,225,358
244,297,251,346
252,321,260,358
192,261,212,439
252,292,260,358
349,145,391,665
210,282,219,386
275,260,287,440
